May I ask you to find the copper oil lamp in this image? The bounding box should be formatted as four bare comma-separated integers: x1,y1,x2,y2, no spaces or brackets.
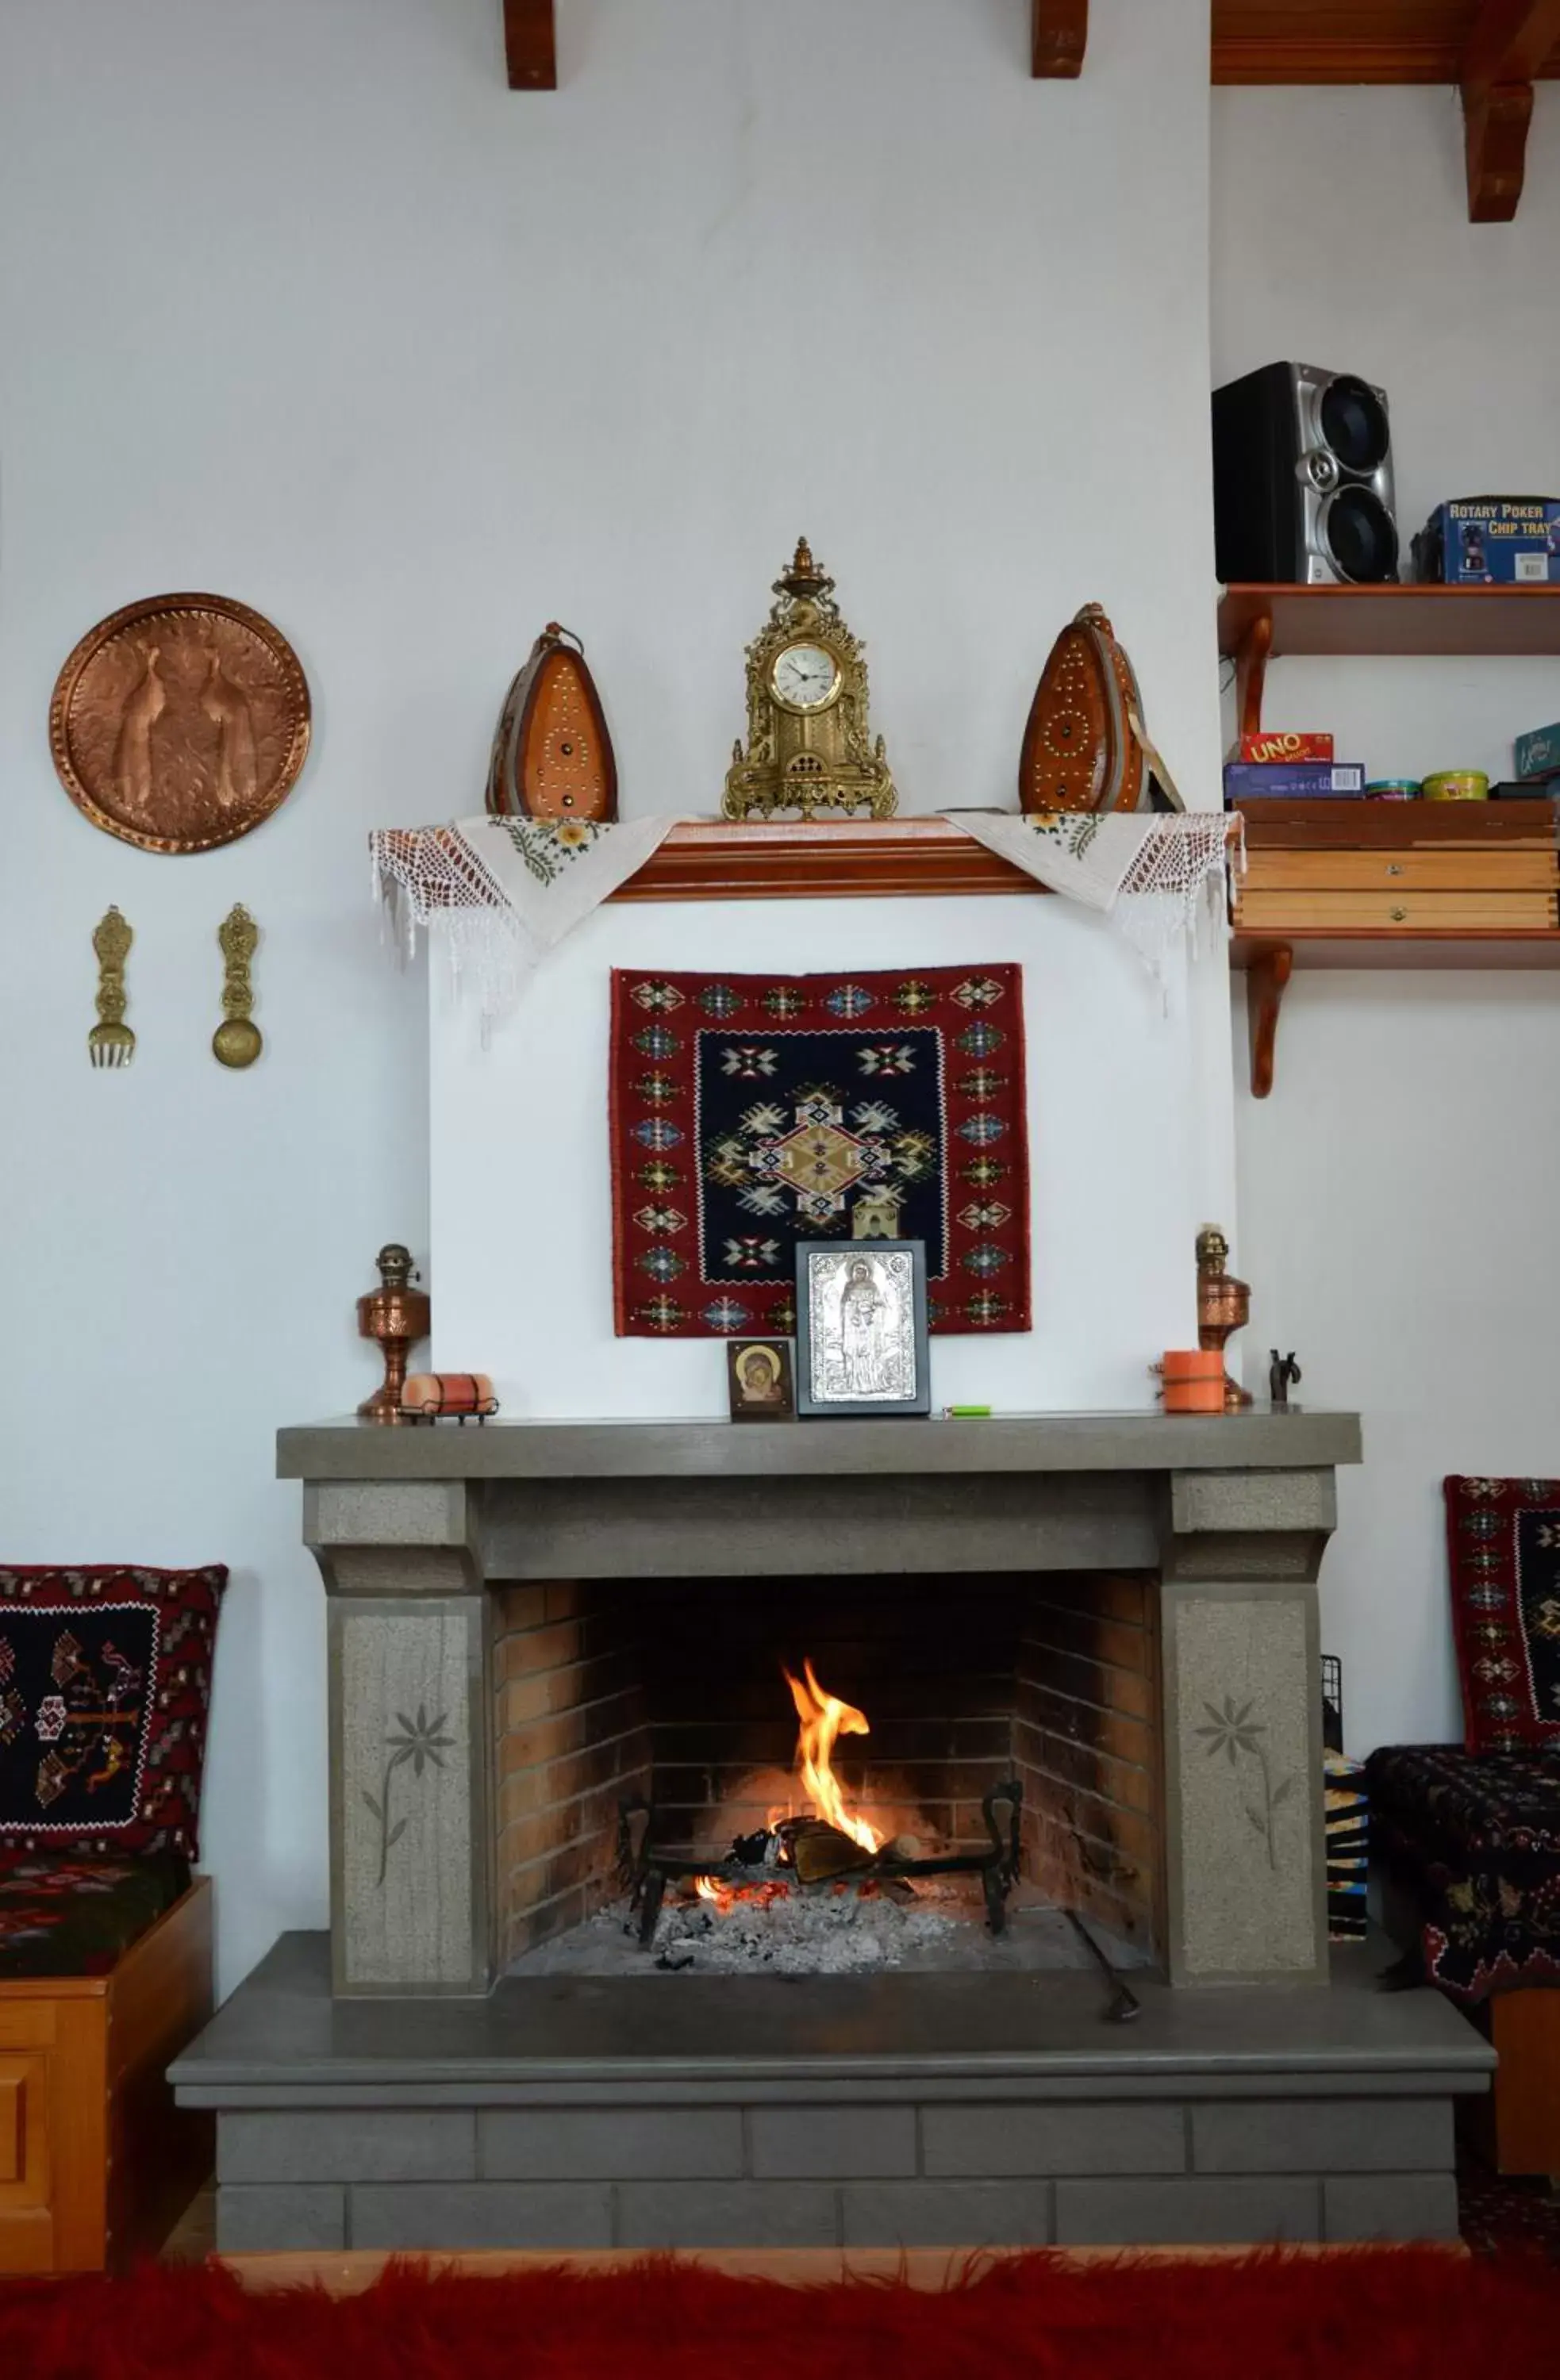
1196,1225,1254,1413
356,1243,431,1424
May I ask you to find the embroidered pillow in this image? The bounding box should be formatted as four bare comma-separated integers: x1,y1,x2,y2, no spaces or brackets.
1446,1477,1560,1755
0,1566,225,1856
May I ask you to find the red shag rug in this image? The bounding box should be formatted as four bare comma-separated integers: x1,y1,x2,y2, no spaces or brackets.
4,2250,1560,2379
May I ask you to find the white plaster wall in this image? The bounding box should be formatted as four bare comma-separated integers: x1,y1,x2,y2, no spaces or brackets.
0,0,1224,1996
428,0,1236,1413
432,896,1215,1416
1213,87,1560,1756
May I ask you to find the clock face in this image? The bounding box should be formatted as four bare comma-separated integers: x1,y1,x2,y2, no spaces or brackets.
770,642,841,714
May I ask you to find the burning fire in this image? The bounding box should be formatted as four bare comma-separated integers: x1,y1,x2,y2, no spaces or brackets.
785,1658,883,1856
690,1659,883,1906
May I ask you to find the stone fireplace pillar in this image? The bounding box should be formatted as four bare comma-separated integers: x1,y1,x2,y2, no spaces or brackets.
1157,1466,1333,1987
305,1479,495,1995
291,1414,1359,2000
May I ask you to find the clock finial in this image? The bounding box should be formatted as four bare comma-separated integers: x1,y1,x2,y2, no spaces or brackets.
774,536,833,604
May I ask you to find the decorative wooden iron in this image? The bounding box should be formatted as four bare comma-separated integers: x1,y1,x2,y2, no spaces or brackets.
486,623,617,822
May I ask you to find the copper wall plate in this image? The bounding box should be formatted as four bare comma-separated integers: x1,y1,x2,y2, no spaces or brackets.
49,592,311,854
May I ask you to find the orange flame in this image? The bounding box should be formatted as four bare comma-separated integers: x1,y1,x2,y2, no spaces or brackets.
783,1658,882,1855
694,1874,733,1911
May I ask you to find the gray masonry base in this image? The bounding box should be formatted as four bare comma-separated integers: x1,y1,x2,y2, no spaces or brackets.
175,1931,1490,2254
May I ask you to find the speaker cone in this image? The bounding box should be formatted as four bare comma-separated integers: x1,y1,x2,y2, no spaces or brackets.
1318,374,1390,476
1322,486,1399,584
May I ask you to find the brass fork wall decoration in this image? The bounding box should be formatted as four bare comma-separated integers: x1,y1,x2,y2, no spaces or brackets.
88,907,135,1069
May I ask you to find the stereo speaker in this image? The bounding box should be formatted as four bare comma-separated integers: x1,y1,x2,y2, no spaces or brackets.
1212,360,1399,585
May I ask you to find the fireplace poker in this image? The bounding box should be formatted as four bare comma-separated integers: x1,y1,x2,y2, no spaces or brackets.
1063,1907,1141,2025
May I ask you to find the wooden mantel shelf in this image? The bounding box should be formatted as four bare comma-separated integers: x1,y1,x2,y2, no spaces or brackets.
609,817,1050,904
378,814,1239,908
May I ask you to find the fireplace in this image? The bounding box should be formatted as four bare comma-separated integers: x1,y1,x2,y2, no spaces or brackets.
493,1569,1164,1975
288,1410,1358,1996
171,1407,1496,2256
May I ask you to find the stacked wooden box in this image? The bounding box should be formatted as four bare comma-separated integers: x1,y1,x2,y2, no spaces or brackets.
1233,801,1559,942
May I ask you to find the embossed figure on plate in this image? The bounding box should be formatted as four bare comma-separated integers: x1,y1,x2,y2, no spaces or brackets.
809,1249,916,1404
50,593,311,854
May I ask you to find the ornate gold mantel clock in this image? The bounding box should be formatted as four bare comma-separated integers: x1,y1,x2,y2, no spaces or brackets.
723,539,896,820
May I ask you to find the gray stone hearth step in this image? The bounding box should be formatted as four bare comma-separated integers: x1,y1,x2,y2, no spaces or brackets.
174,1931,1489,2255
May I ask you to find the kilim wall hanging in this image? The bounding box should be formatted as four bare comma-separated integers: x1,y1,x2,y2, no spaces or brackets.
610,965,1030,1339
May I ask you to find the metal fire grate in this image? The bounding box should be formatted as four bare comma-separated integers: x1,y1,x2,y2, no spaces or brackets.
617,1779,1024,1950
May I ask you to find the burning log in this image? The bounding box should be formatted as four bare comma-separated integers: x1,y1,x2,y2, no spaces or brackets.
788,1818,878,1885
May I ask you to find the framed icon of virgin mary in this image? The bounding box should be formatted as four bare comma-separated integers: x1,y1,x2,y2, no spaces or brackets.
794,1240,930,1421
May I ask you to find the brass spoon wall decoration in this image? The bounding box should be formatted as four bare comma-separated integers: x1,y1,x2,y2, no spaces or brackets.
213,904,262,1068
88,906,136,1069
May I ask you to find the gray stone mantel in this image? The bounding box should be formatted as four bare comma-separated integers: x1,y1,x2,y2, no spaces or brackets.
280,1411,1362,2001
279,1410,1361,1484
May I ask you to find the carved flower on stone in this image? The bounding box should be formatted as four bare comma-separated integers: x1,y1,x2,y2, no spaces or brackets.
1195,1696,1266,1764
363,1703,455,1887
385,1704,454,1779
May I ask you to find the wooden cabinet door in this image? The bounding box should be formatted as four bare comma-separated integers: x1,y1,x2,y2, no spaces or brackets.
0,2051,52,2273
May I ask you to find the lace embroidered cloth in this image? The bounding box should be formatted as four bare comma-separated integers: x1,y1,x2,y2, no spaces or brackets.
943,811,1239,990
371,812,1239,1022
373,816,686,1019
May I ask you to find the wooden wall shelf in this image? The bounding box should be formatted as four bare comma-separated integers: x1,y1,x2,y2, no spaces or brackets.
1219,582,1560,739
1230,797,1560,1094
1212,4,1560,87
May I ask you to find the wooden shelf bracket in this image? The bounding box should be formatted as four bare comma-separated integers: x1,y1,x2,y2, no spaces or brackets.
1032,1,1088,77
504,0,557,90
1233,604,1273,742
1461,1,1560,218
1245,942,1293,1100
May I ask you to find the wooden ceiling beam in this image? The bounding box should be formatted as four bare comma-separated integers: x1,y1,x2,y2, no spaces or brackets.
1462,0,1560,218
504,0,556,91
1032,0,1088,79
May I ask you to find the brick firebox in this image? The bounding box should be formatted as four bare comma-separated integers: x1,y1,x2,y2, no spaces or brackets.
492,1569,1163,1969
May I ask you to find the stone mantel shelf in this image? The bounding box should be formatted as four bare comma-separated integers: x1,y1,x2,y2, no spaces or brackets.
278,1410,1362,1482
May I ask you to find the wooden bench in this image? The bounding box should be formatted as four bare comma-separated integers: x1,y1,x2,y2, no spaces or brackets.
0,1877,213,2273
1463,1992,1560,2181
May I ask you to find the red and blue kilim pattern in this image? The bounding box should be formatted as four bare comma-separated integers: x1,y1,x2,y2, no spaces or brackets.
1447,1475,1560,1754
611,965,1030,1339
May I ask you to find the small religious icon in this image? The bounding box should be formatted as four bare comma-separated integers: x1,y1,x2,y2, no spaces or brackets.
726,1337,797,1422
795,1239,931,1419
1196,1224,1253,1413
1269,1350,1302,1411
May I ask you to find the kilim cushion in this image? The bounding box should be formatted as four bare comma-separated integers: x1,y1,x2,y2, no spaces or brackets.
1445,1475,1560,1754
0,1566,225,1856
0,1848,190,1978
1366,1742,1560,2000
610,964,1031,1339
